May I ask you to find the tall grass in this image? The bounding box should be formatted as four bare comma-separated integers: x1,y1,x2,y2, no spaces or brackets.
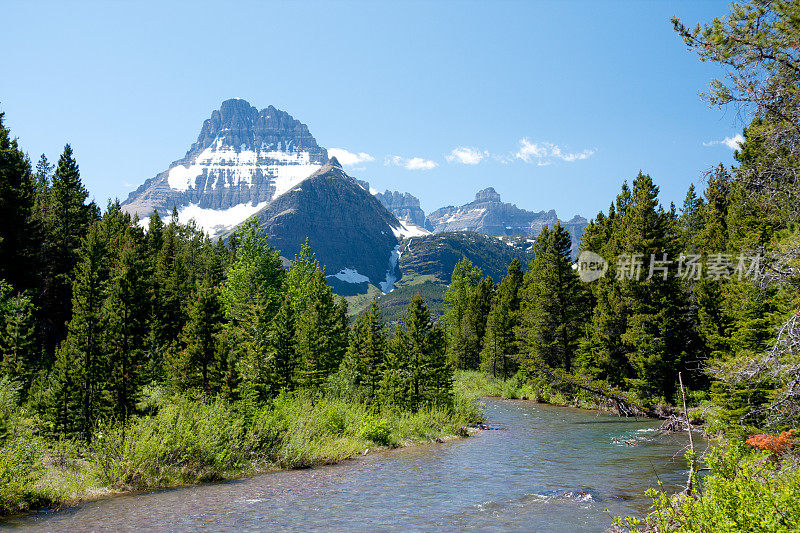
0,387,482,515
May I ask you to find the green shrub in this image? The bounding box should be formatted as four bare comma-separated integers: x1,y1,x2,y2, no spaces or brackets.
616,443,800,532
360,416,392,446
0,436,45,514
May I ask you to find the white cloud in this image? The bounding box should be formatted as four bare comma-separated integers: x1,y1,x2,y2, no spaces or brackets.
384,155,438,170
515,138,595,165
446,146,488,165
703,133,744,150
328,148,375,166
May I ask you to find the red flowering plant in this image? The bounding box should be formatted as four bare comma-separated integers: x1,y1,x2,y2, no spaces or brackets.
746,429,797,453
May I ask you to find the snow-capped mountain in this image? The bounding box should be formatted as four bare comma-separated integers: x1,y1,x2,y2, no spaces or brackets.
427,187,587,256
122,98,327,237
121,98,588,295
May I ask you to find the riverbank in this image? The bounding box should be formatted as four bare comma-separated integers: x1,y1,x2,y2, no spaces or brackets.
0,390,483,518
3,398,706,532
455,371,711,428
456,370,628,414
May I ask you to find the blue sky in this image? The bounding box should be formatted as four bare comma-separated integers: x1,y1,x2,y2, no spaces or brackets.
1,0,744,220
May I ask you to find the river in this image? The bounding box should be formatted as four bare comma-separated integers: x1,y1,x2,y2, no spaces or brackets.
3,398,703,532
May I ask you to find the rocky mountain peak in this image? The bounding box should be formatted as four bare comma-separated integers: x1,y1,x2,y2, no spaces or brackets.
122,99,328,237
474,187,501,203
374,189,430,230
242,161,404,295
191,99,326,159
427,187,587,257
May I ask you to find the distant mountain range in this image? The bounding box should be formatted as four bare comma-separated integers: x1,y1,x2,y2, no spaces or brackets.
426,187,586,257
122,98,587,297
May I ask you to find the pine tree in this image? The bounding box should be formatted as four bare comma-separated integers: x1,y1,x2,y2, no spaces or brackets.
221,216,284,322
295,270,346,390
41,144,97,354
153,220,189,352
0,292,37,395
48,223,110,441
443,258,483,370
283,239,320,314
270,296,297,394
481,258,523,378
381,295,451,410
679,184,705,253
33,154,53,207
577,196,631,384
44,342,83,438
344,300,388,402
0,113,38,291
696,166,731,254
518,224,585,373
171,281,224,395
236,292,274,401
221,217,284,399
284,242,346,390
104,225,149,422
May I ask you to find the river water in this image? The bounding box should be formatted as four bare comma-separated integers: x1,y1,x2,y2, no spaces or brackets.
4,398,702,532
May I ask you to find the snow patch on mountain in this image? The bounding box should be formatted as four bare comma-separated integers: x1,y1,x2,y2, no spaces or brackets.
391,221,431,239
167,138,320,195
379,245,402,293
177,201,269,238
328,268,370,284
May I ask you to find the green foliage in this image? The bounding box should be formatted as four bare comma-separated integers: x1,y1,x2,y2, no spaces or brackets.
42,144,98,352
0,107,483,517
481,258,523,379
0,113,38,292
269,297,298,395
0,434,47,514
104,218,149,422
381,294,452,411
93,396,253,487
444,258,491,370
289,246,348,390
616,443,800,532
169,282,224,395
517,224,585,374
360,416,392,446
45,223,111,441
0,291,37,396
397,231,534,284
343,300,388,403
221,216,284,319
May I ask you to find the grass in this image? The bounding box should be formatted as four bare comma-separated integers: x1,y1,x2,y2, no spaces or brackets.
454,369,605,411
0,388,482,517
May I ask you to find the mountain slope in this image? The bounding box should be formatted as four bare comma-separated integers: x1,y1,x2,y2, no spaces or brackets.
246,158,405,295
122,98,326,237
346,231,535,323
398,231,535,284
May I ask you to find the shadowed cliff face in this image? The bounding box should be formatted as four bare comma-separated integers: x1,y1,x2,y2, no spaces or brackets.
121,99,327,237
246,158,404,294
